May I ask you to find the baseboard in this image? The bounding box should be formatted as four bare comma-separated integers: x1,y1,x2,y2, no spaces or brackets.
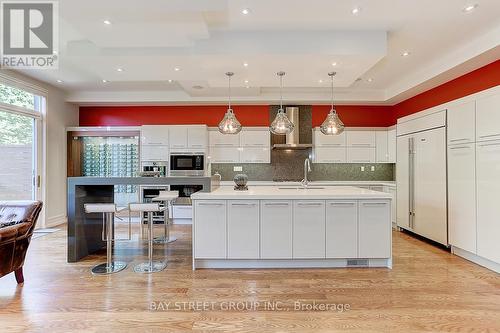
451,246,500,273
45,214,67,228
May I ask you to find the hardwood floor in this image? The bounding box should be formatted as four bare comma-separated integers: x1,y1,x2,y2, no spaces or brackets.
1,224,499,333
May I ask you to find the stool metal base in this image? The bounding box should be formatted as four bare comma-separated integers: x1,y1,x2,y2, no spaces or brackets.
153,236,177,244
133,261,167,273
91,261,127,275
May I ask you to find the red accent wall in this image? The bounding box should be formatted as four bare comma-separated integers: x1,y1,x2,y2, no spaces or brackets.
393,60,500,119
311,105,395,127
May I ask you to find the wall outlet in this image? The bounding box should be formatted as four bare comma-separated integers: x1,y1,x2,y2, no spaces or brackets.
360,166,365,172
233,166,243,172
370,166,375,172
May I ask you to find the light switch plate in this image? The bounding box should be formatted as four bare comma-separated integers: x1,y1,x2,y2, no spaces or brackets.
360,166,365,172
371,166,375,172
234,166,243,172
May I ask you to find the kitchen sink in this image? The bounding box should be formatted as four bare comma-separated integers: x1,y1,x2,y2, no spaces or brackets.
278,187,326,190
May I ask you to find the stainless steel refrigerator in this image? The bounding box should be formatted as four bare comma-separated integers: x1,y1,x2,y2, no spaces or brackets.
396,116,448,245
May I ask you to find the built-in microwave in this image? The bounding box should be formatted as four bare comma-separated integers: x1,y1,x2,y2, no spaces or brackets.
169,153,205,176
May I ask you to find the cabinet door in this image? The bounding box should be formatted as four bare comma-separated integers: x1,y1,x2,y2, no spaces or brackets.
209,130,240,147
448,144,476,253
293,201,326,258
476,140,500,263
314,129,346,147
396,135,410,230
209,147,240,163
447,101,475,144
140,145,169,161
260,201,292,259
386,187,397,224
387,129,396,163
194,200,226,258
346,147,376,163
188,127,208,149
358,200,391,258
376,131,389,162
240,147,270,163
346,131,376,147
476,93,500,142
240,129,270,147
141,125,169,145
227,200,259,259
169,127,188,149
314,147,346,163
326,201,358,258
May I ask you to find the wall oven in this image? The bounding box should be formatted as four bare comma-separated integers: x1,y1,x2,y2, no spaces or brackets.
169,153,205,176
140,161,168,177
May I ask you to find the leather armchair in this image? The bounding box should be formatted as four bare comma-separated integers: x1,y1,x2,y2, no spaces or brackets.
0,201,43,284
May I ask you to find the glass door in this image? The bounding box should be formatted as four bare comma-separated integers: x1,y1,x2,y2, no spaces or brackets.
0,110,40,200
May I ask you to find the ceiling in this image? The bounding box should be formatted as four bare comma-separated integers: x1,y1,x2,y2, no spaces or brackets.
14,0,500,105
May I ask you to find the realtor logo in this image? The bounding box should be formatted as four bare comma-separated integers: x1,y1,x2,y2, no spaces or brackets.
1,1,58,69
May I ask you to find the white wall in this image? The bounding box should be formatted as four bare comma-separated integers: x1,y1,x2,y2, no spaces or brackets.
0,69,79,228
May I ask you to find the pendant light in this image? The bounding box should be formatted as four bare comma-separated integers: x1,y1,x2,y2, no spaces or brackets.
270,71,294,135
218,72,242,134
320,72,344,135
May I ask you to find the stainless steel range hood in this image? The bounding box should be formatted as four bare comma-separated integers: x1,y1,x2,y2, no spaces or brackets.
272,107,313,150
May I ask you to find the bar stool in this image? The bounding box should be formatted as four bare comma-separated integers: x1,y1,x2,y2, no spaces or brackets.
129,202,167,273
84,203,128,275
152,190,179,244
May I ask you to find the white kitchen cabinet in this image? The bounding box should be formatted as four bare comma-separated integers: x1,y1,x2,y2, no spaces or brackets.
314,129,346,147
194,200,226,258
358,200,391,258
396,136,410,229
376,131,389,162
169,126,188,149
140,145,169,161
386,186,397,224
314,147,346,163
476,140,500,264
346,147,376,163
240,147,270,163
387,129,396,163
448,143,476,254
476,93,500,142
260,200,293,259
240,129,270,147
326,201,358,258
209,147,240,163
209,129,240,147
188,126,208,149
172,205,192,219
293,201,326,258
227,200,260,259
447,101,475,145
141,125,169,145
346,130,376,147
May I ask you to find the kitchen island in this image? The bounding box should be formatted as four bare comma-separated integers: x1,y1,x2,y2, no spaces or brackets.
191,186,392,269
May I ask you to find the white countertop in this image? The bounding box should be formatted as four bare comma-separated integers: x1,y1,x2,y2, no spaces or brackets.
191,185,392,200
219,180,396,188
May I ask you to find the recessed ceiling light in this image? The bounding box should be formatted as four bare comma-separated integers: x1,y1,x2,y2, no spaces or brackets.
463,4,478,12
174,67,180,71
116,68,123,72
102,79,108,83
167,79,173,83
351,7,361,15
241,8,251,15
56,79,63,83
401,51,410,57
244,80,249,84
367,78,373,82
243,62,249,67
331,62,337,66
103,20,112,25
318,79,323,83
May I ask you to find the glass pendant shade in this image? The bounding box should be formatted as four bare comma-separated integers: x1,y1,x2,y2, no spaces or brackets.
320,109,344,135
270,71,294,135
270,109,294,135
219,71,242,134
218,109,242,134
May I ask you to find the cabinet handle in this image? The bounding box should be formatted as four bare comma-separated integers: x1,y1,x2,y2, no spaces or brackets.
449,146,472,150
479,134,500,138
321,144,342,147
214,160,235,163
352,160,371,162
351,143,371,147
297,203,323,207
214,143,235,147
172,144,184,148
329,202,355,206
478,143,500,147
198,203,224,207
191,144,203,147
362,202,388,206
231,203,257,207
264,203,289,207
322,159,342,162
449,138,470,142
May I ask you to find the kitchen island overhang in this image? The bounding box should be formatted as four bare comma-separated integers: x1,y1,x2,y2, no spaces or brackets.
191,186,392,270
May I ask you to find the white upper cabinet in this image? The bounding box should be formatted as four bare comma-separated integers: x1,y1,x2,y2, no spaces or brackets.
376,131,389,162
140,145,169,161
240,147,271,163
476,93,500,142
141,125,169,145
209,147,240,163
347,147,376,163
209,129,240,147
387,129,396,163
314,129,346,147
346,130,376,147
447,101,476,144
187,126,208,149
169,126,188,149
314,147,346,163
240,129,270,147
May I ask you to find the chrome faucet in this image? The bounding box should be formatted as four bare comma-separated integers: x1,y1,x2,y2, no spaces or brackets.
302,158,312,188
